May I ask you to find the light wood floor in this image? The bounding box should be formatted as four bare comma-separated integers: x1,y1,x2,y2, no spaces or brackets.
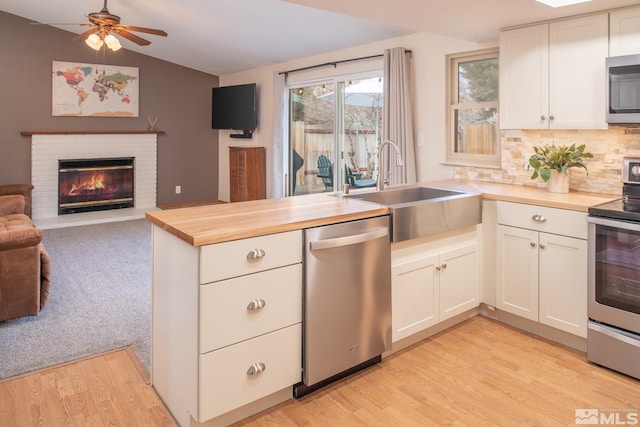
1,317,638,426
0,347,176,427
236,316,640,426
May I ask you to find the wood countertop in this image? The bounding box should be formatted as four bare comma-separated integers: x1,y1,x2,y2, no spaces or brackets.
146,180,619,246
145,192,389,246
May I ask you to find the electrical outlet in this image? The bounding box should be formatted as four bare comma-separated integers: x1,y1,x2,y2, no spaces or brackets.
175,185,181,194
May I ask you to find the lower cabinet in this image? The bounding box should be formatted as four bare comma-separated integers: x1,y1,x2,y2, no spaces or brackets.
391,228,480,342
151,227,303,427
496,202,588,338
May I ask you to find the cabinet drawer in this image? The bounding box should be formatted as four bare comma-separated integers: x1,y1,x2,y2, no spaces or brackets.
199,264,302,353
200,230,302,283
198,324,301,422
496,201,587,239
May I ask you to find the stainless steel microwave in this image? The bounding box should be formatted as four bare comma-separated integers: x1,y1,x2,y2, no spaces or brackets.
607,54,640,124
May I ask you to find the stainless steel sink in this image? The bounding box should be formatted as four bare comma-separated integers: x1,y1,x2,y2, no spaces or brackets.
343,186,481,242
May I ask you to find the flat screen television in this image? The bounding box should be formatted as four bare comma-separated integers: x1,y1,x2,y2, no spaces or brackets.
212,83,257,137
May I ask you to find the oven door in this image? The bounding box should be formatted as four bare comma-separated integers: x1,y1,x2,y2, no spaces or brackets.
588,216,640,333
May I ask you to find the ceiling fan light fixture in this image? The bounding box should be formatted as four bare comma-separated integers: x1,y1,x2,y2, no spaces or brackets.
104,34,122,51
85,33,104,50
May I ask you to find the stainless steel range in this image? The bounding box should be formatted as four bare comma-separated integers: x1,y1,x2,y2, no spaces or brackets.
587,157,640,380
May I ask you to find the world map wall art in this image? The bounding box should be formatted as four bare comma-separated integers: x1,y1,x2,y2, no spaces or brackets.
52,61,139,117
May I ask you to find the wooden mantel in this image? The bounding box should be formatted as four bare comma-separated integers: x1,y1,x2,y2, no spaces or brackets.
21,131,165,136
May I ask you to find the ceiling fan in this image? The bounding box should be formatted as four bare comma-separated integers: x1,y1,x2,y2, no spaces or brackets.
40,0,168,51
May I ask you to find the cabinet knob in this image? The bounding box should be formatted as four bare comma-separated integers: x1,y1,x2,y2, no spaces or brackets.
540,115,546,121
531,214,547,223
539,243,546,250
530,242,537,248
549,115,555,121
246,362,266,376
246,298,266,311
246,248,266,260
436,264,447,271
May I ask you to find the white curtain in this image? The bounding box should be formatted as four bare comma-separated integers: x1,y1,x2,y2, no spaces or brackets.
272,72,286,198
383,47,417,186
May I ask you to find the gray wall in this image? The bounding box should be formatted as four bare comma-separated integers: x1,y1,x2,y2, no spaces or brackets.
0,11,220,205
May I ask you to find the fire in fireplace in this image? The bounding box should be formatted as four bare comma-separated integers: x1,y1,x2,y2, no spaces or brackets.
58,157,134,215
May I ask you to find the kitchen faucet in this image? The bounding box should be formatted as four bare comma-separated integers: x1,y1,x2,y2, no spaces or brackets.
377,140,404,191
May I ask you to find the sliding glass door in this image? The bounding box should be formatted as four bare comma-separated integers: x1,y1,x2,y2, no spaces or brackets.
287,75,383,196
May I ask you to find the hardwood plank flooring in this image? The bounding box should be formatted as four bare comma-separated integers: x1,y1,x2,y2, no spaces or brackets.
1,317,638,426
235,317,640,427
0,347,176,427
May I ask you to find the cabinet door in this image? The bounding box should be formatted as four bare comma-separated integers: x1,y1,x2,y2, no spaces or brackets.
391,253,439,342
538,233,587,337
496,225,539,321
439,243,480,321
549,14,608,130
499,24,549,129
610,7,640,56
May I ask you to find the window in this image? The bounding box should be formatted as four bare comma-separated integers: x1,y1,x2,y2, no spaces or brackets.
287,74,382,196
446,48,500,167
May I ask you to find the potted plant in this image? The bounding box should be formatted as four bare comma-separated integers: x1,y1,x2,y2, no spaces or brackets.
528,143,593,193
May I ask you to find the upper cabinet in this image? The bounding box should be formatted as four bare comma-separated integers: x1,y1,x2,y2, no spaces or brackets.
500,14,609,130
610,6,640,56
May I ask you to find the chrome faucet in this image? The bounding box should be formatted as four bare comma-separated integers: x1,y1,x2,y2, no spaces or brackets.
377,140,404,191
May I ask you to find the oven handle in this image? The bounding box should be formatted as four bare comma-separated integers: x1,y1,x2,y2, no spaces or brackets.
587,216,640,232
589,322,640,349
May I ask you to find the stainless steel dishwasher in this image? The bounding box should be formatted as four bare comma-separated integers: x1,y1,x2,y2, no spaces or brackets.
294,215,391,397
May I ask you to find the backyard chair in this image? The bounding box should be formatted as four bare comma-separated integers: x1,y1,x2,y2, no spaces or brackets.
317,155,333,191
345,164,376,188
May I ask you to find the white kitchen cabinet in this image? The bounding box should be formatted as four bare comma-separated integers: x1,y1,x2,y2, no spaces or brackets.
499,14,608,130
496,202,588,338
610,6,640,56
152,227,303,427
391,228,480,342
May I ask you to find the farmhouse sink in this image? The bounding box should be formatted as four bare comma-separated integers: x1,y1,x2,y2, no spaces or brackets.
343,186,481,242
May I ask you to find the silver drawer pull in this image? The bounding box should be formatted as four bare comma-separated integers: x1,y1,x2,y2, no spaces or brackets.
532,214,547,223
247,362,266,376
246,298,266,311
246,248,266,260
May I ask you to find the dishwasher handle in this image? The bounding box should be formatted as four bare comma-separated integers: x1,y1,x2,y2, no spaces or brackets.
309,227,389,251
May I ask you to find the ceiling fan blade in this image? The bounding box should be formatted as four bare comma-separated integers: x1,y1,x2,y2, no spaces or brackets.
113,28,151,46
30,22,93,27
117,25,167,37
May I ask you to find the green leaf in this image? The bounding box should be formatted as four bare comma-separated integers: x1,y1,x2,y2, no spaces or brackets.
540,168,551,182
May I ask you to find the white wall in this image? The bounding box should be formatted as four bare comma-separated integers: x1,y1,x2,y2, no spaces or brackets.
217,32,494,201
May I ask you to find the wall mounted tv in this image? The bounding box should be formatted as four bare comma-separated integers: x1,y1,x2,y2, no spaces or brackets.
211,83,257,138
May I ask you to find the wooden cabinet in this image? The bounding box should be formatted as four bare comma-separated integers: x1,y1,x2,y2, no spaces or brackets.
391,228,480,342
496,202,588,338
151,227,302,427
610,6,640,56
499,14,608,130
230,146,266,202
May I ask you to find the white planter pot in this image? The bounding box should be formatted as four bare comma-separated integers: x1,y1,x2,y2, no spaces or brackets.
547,170,570,193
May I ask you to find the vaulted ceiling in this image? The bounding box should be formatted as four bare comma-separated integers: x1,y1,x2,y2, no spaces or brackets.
2,0,638,75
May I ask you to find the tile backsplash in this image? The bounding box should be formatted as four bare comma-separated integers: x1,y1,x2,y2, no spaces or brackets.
454,128,640,196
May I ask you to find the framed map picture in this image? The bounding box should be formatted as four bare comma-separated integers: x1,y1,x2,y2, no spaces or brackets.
52,61,139,117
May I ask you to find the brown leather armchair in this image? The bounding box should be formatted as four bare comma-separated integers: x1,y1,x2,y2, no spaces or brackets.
0,184,51,322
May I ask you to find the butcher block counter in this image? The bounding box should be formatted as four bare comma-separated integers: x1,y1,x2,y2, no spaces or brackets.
145,180,618,247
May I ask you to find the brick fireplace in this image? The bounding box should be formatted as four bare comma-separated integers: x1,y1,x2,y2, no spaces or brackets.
29,133,158,226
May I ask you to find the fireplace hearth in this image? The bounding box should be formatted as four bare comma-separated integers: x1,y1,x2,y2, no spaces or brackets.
58,157,134,215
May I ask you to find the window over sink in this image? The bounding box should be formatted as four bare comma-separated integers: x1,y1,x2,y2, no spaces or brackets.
445,48,500,168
